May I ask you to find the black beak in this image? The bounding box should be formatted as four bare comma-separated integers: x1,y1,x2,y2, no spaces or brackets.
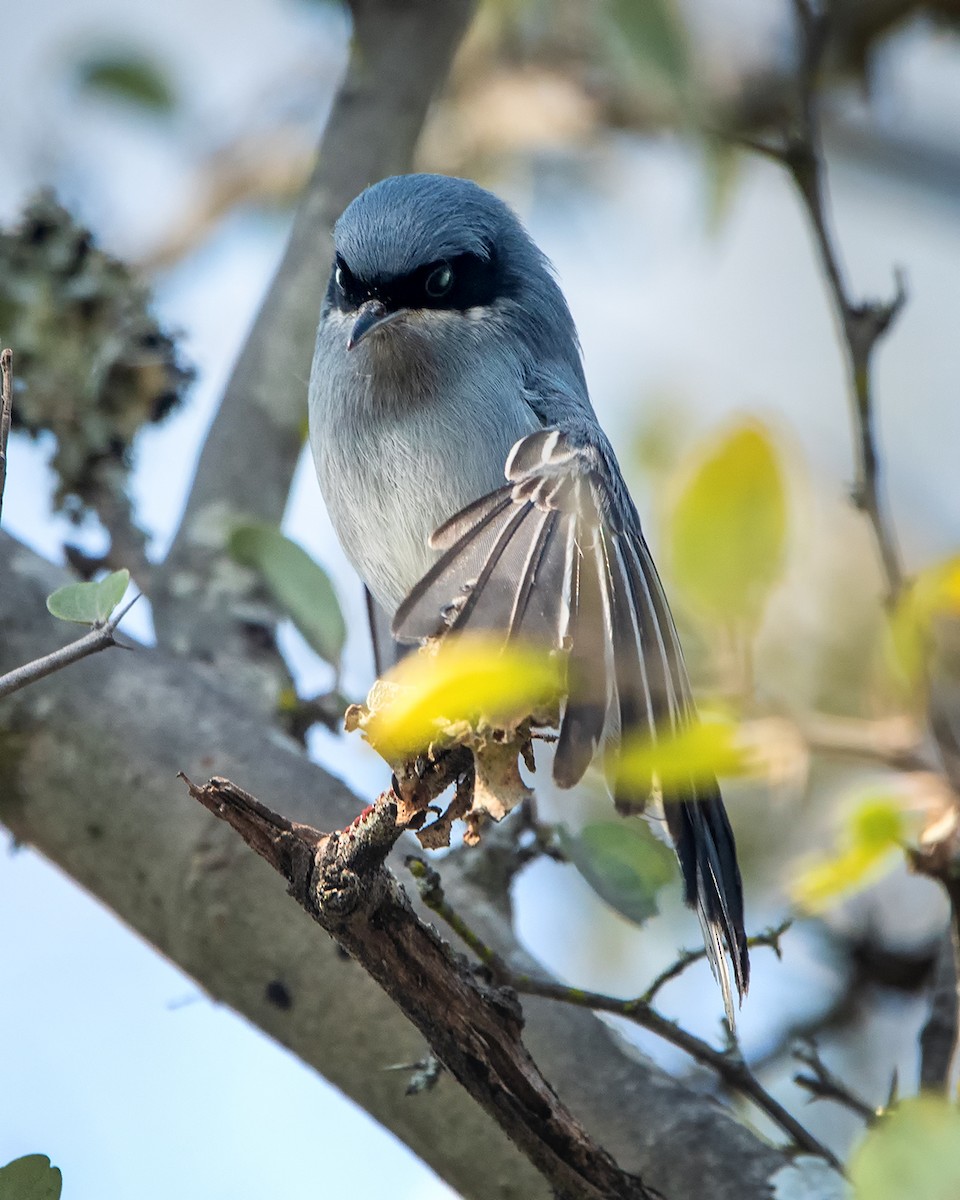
347,299,404,349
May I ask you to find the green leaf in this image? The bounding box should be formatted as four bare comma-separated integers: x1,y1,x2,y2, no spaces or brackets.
76,52,176,113
667,422,787,626
561,821,677,926
46,568,129,625
228,523,346,670
0,1155,62,1200
608,0,690,97
791,793,909,913
852,1096,960,1200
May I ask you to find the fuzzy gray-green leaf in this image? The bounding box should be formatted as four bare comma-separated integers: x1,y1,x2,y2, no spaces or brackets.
46,568,130,625
228,523,346,670
561,820,677,925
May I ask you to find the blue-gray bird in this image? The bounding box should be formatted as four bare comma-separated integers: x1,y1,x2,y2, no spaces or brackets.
309,173,749,1016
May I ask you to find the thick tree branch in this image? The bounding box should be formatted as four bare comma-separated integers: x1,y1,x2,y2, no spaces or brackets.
184,776,658,1200
151,0,476,691
0,531,799,1200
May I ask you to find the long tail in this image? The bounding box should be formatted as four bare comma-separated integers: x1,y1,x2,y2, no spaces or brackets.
662,778,749,1025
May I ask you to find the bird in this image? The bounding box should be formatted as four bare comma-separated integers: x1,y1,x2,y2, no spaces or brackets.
308,173,749,1018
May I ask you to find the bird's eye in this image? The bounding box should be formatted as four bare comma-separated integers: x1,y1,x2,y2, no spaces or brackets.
335,265,345,290
425,264,454,298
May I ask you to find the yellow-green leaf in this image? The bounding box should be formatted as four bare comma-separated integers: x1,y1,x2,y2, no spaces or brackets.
363,636,563,760
791,794,908,913
46,568,129,625
561,820,677,925
667,422,787,626
228,523,345,670
615,717,750,793
887,556,960,686
851,1096,960,1200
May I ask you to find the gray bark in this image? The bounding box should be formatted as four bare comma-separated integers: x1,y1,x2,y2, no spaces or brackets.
150,0,477,701
1,531,797,1199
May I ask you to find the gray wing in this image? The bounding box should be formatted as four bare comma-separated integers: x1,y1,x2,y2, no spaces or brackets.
393,425,749,1016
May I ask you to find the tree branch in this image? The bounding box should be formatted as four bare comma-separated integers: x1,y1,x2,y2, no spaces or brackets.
792,1039,880,1124
640,920,791,1006
745,0,960,1105
184,775,659,1200
0,593,138,700
0,531,798,1200
744,0,906,605
408,857,842,1172
151,0,476,693
511,976,842,1171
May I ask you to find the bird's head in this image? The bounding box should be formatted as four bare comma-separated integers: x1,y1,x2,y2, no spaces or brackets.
325,174,577,363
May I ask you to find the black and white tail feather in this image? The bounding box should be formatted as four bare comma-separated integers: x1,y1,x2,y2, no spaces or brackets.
394,425,750,1021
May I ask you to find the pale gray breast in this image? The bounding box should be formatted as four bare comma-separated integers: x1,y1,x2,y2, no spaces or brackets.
308,308,540,617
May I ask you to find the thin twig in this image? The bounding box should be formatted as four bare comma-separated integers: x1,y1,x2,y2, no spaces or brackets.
0,349,13,526
792,1039,880,1124
407,856,507,972
407,859,842,1172
0,592,139,700
745,1,906,604
511,979,840,1170
772,0,960,1111
641,920,792,1004
383,1053,445,1096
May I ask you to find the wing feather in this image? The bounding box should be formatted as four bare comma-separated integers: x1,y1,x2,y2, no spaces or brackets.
392,425,750,1016
393,491,514,640
507,509,564,642
621,538,682,731
428,487,514,552
554,521,611,788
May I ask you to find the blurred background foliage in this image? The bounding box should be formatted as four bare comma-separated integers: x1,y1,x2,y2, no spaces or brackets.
3,0,960,1194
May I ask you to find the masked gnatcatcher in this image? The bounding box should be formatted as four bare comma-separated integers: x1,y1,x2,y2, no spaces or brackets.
309,174,748,1017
